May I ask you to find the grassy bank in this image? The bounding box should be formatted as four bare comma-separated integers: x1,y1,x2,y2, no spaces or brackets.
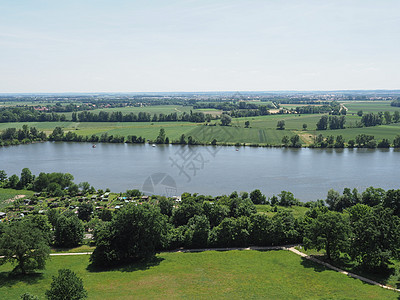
0,250,397,299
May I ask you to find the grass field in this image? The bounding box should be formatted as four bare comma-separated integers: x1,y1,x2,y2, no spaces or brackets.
1,101,400,146
0,250,397,299
59,105,194,119
255,205,309,218
0,188,34,210
341,101,400,114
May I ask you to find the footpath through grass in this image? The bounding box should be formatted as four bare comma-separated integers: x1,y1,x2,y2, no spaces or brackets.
0,250,397,299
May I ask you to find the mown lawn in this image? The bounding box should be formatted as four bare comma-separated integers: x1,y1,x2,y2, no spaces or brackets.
0,250,397,299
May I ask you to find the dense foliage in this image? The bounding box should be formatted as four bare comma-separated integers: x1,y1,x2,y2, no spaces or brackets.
45,269,88,300
90,203,165,267
0,219,50,274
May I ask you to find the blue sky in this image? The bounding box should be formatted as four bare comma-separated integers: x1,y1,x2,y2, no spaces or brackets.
0,0,399,92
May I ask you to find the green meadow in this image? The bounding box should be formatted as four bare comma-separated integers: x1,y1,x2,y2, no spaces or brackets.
60,105,194,119
342,101,400,114
255,204,310,218
0,188,33,210
0,250,397,299
1,101,400,146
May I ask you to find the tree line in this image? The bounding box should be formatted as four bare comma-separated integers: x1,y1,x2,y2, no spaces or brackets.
307,134,400,148
0,107,210,123
2,174,400,275
315,111,400,131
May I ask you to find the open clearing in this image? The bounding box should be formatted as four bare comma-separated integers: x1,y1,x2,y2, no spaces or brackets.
0,250,397,299
0,188,33,210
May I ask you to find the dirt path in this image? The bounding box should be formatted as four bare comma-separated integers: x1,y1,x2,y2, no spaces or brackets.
298,132,314,145
4,194,26,205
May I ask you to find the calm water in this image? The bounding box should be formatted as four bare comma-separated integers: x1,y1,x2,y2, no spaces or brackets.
0,142,399,201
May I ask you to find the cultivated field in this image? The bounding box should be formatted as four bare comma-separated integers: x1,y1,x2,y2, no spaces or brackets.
341,101,400,114
1,101,400,146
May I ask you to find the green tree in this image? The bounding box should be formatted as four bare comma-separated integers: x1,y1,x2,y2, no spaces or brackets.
172,200,203,226
250,214,273,246
304,210,350,260
393,135,400,148
249,189,266,204
220,114,232,126
244,120,250,128
46,208,60,230
326,189,340,210
347,139,355,148
209,216,251,247
393,111,400,123
384,111,392,124
361,187,385,207
281,136,289,147
78,202,94,222
377,139,390,148
126,189,141,198
78,182,91,193
179,134,186,145
158,197,174,217
302,123,307,130
7,174,20,189
54,215,84,248
348,204,400,270
46,269,87,300
271,210,299,245
184,215,210,248
28,214,52,244
290,134,301,148
90,203,166,267
276,120,285,130
383,189,400,216
20,170,33,188
155,128,166,144
68,183,79,196
0,220,50,274
202,202,229,228
316,115,328,130
334,135,345,148
357,110,363,117
278,191,298,207
49,127,64,141
0,170,7,185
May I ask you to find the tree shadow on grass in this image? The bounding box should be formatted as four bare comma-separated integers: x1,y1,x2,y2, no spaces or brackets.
299,255,399,289
0,271,43,288
299,257,328,273
86,256,164,273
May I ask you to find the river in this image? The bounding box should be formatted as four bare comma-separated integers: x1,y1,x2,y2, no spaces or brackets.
0,142,399,201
